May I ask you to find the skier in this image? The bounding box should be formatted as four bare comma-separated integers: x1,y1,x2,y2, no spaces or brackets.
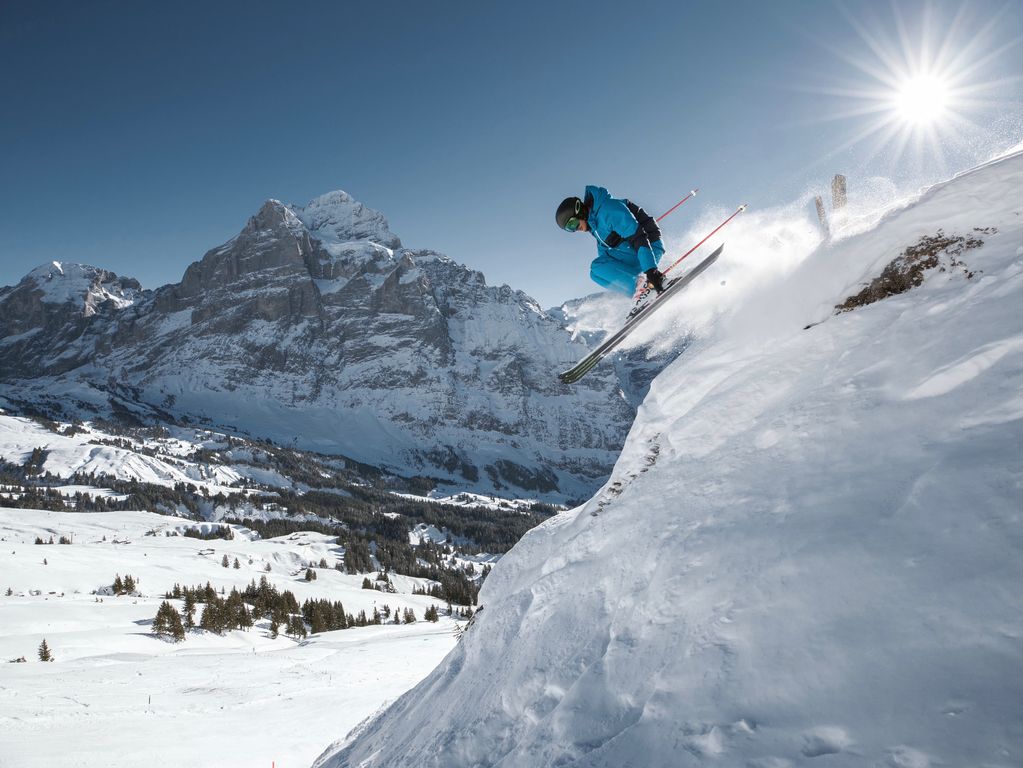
556,186,667,301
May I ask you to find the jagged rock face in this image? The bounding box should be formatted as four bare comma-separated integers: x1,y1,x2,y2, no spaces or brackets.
0,192,635,501
0,262,143,375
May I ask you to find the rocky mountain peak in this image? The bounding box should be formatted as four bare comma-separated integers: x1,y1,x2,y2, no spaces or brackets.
173,200,322,303
22,262,142,310
242,199,306,236
0,261,143,369
289,190,401,251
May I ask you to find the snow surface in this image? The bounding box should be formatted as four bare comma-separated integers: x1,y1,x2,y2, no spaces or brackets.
315,152,1023,766
0,510,457,768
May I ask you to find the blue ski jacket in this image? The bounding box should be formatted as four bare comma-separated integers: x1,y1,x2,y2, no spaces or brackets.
584,185,664,295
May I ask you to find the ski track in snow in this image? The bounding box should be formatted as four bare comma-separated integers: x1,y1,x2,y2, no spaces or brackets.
315,150,1023,767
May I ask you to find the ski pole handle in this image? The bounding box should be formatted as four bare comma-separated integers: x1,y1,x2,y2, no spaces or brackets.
655,189,699,223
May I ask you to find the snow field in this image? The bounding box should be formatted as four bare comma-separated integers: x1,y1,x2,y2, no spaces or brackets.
0,509,459,768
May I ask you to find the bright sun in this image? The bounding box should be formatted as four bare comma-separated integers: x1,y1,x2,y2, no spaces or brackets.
810,3,1020,171
894,74,950,125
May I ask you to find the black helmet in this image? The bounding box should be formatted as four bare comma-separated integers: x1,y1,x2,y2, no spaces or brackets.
556,196,585,231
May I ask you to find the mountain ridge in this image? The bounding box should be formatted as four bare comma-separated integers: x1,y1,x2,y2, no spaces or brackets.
0,190,639,502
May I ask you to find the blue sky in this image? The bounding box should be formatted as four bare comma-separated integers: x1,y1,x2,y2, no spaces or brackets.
2,0,1021,308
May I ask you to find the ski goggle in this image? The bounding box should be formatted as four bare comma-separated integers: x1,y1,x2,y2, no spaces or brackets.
562,199,583,231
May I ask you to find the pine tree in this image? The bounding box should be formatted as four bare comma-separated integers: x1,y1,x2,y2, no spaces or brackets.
153,603,168,635
221,554,230,568
424,605,440,622
38,639,53,661
233,557,240,569
182,592,196,630
199,600,221,634
304,568,316,582
153,601,185,641
112,575,124,594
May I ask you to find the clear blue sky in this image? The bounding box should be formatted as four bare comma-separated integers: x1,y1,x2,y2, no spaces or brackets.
2,0,1021,308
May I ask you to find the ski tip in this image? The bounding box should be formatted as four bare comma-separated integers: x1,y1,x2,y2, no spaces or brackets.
739,203,749,212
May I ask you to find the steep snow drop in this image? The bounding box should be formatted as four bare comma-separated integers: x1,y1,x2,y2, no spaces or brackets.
316,152,1023,767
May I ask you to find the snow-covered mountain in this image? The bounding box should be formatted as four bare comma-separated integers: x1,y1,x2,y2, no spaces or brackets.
313,152,1023,767
0,191,636,502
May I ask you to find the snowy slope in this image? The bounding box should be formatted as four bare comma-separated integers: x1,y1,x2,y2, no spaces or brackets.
314,151,1023,767
0,414,249,495
0,509,457,768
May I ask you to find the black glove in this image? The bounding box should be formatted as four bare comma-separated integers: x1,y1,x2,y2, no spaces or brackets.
644,268,666,294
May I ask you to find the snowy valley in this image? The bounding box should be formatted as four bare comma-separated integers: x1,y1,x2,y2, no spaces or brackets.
0,413,542,767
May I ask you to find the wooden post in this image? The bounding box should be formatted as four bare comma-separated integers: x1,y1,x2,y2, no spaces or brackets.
814,195,830,238
831,174,847,210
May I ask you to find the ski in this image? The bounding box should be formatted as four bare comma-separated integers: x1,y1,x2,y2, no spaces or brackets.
558,244,724,384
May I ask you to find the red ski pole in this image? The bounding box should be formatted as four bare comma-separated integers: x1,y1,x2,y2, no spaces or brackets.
655,189,698,223
662,204,748,277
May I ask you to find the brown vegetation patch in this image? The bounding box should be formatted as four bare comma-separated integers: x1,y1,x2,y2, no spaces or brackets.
835,227,994,313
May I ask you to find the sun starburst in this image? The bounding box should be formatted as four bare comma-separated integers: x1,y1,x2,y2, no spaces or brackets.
802,2,1022,174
